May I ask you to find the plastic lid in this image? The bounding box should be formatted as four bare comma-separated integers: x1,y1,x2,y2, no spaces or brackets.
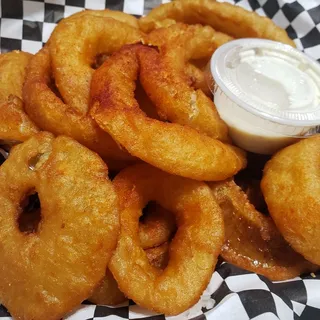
210,38,320,126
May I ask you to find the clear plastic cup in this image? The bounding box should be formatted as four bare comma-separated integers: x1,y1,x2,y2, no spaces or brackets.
207,38,320,154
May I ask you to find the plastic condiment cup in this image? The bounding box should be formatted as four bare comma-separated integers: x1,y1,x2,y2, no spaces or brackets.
208,38,320,154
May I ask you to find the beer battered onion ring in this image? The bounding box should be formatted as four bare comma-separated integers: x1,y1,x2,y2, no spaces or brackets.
89,242,170,306
0,51,39,142
108,163,224,315
90,44,246,181
49,15,145,114
0,132,119,320
209,180,317,281
261,136,320,265
143,24,232,141
139,0,295,46
23,46,133,169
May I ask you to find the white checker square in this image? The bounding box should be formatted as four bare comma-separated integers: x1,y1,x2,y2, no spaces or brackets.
291,11,315,37
85,0,105,10
64,5,84,18
271,293,294,320
124,0,144,16
304,279,320,308
45,0,66,5
304,44,320,61
299,0,320,10
21,40,43,54
129,304,159,319
205,293,249,319
251,313,279,320
294,38,303,51
42,22,57,43
255,8,266,17
225,274,269,292
1,18,23,40
272,10,290,29
258,0,268,6
65,305,96,320
235,0,253,11
292,301,306,317
23,1,45,22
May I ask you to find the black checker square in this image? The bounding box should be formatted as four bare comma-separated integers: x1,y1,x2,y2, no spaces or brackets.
300,27,320,49
105,0,125,11
286,24,298,40
308,5,320,25
66,0,85,7
44,3,65,23
1,0,23,19
282,1,305,22
23,20,43,42
0,37,22,52
94,305,129,318
238,289,277,319
0,304,10,317
300,305,320,320
262,0,280,18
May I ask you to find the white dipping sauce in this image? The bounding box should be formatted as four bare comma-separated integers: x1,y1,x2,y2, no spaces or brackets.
209,39,320,154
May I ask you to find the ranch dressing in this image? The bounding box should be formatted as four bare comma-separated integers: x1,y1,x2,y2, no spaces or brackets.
209,38,320,154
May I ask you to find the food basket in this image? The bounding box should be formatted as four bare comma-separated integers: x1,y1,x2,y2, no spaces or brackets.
0,0,319,319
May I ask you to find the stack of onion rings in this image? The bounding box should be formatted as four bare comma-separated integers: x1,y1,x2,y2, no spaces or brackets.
90,44,246,181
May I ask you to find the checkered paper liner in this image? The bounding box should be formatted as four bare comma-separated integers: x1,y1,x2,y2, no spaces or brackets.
0,0,320,319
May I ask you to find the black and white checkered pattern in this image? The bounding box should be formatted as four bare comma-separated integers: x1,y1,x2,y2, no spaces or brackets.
0,0,320,319
0,0,319,59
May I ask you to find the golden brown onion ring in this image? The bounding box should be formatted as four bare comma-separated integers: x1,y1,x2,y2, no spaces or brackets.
23,47,134,169
139,0,295,46
262,136,320,266
0,51,39,142
91,44,246,181
109,163,224,315
144,24,232,141
0,132,119,320
209,179,317,280
49,15,145,114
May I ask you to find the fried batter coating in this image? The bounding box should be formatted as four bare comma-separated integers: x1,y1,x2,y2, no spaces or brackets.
91,44,246,181
139,0,295,46
23,46,134,169
140,202,176,249
262,136,320,266
0,132,119,320
0,51,32,102
49,15,145,114
210,180,317,280
109,163,224,315
0,51,39,142
90,243,170,306
143,24,232,141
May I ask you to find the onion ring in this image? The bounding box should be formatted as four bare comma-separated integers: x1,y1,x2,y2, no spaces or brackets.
49,15,145,114
60,9,139,28
0,132,119,320
209,179,317,280
89,242,170,306
23,46,134,169
0,51,39,142
108,163,224,315
139,0,295,46
140,202,176,249
90,44,246,181
143,24,232,140
0,51,32,101
261,136,320,265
